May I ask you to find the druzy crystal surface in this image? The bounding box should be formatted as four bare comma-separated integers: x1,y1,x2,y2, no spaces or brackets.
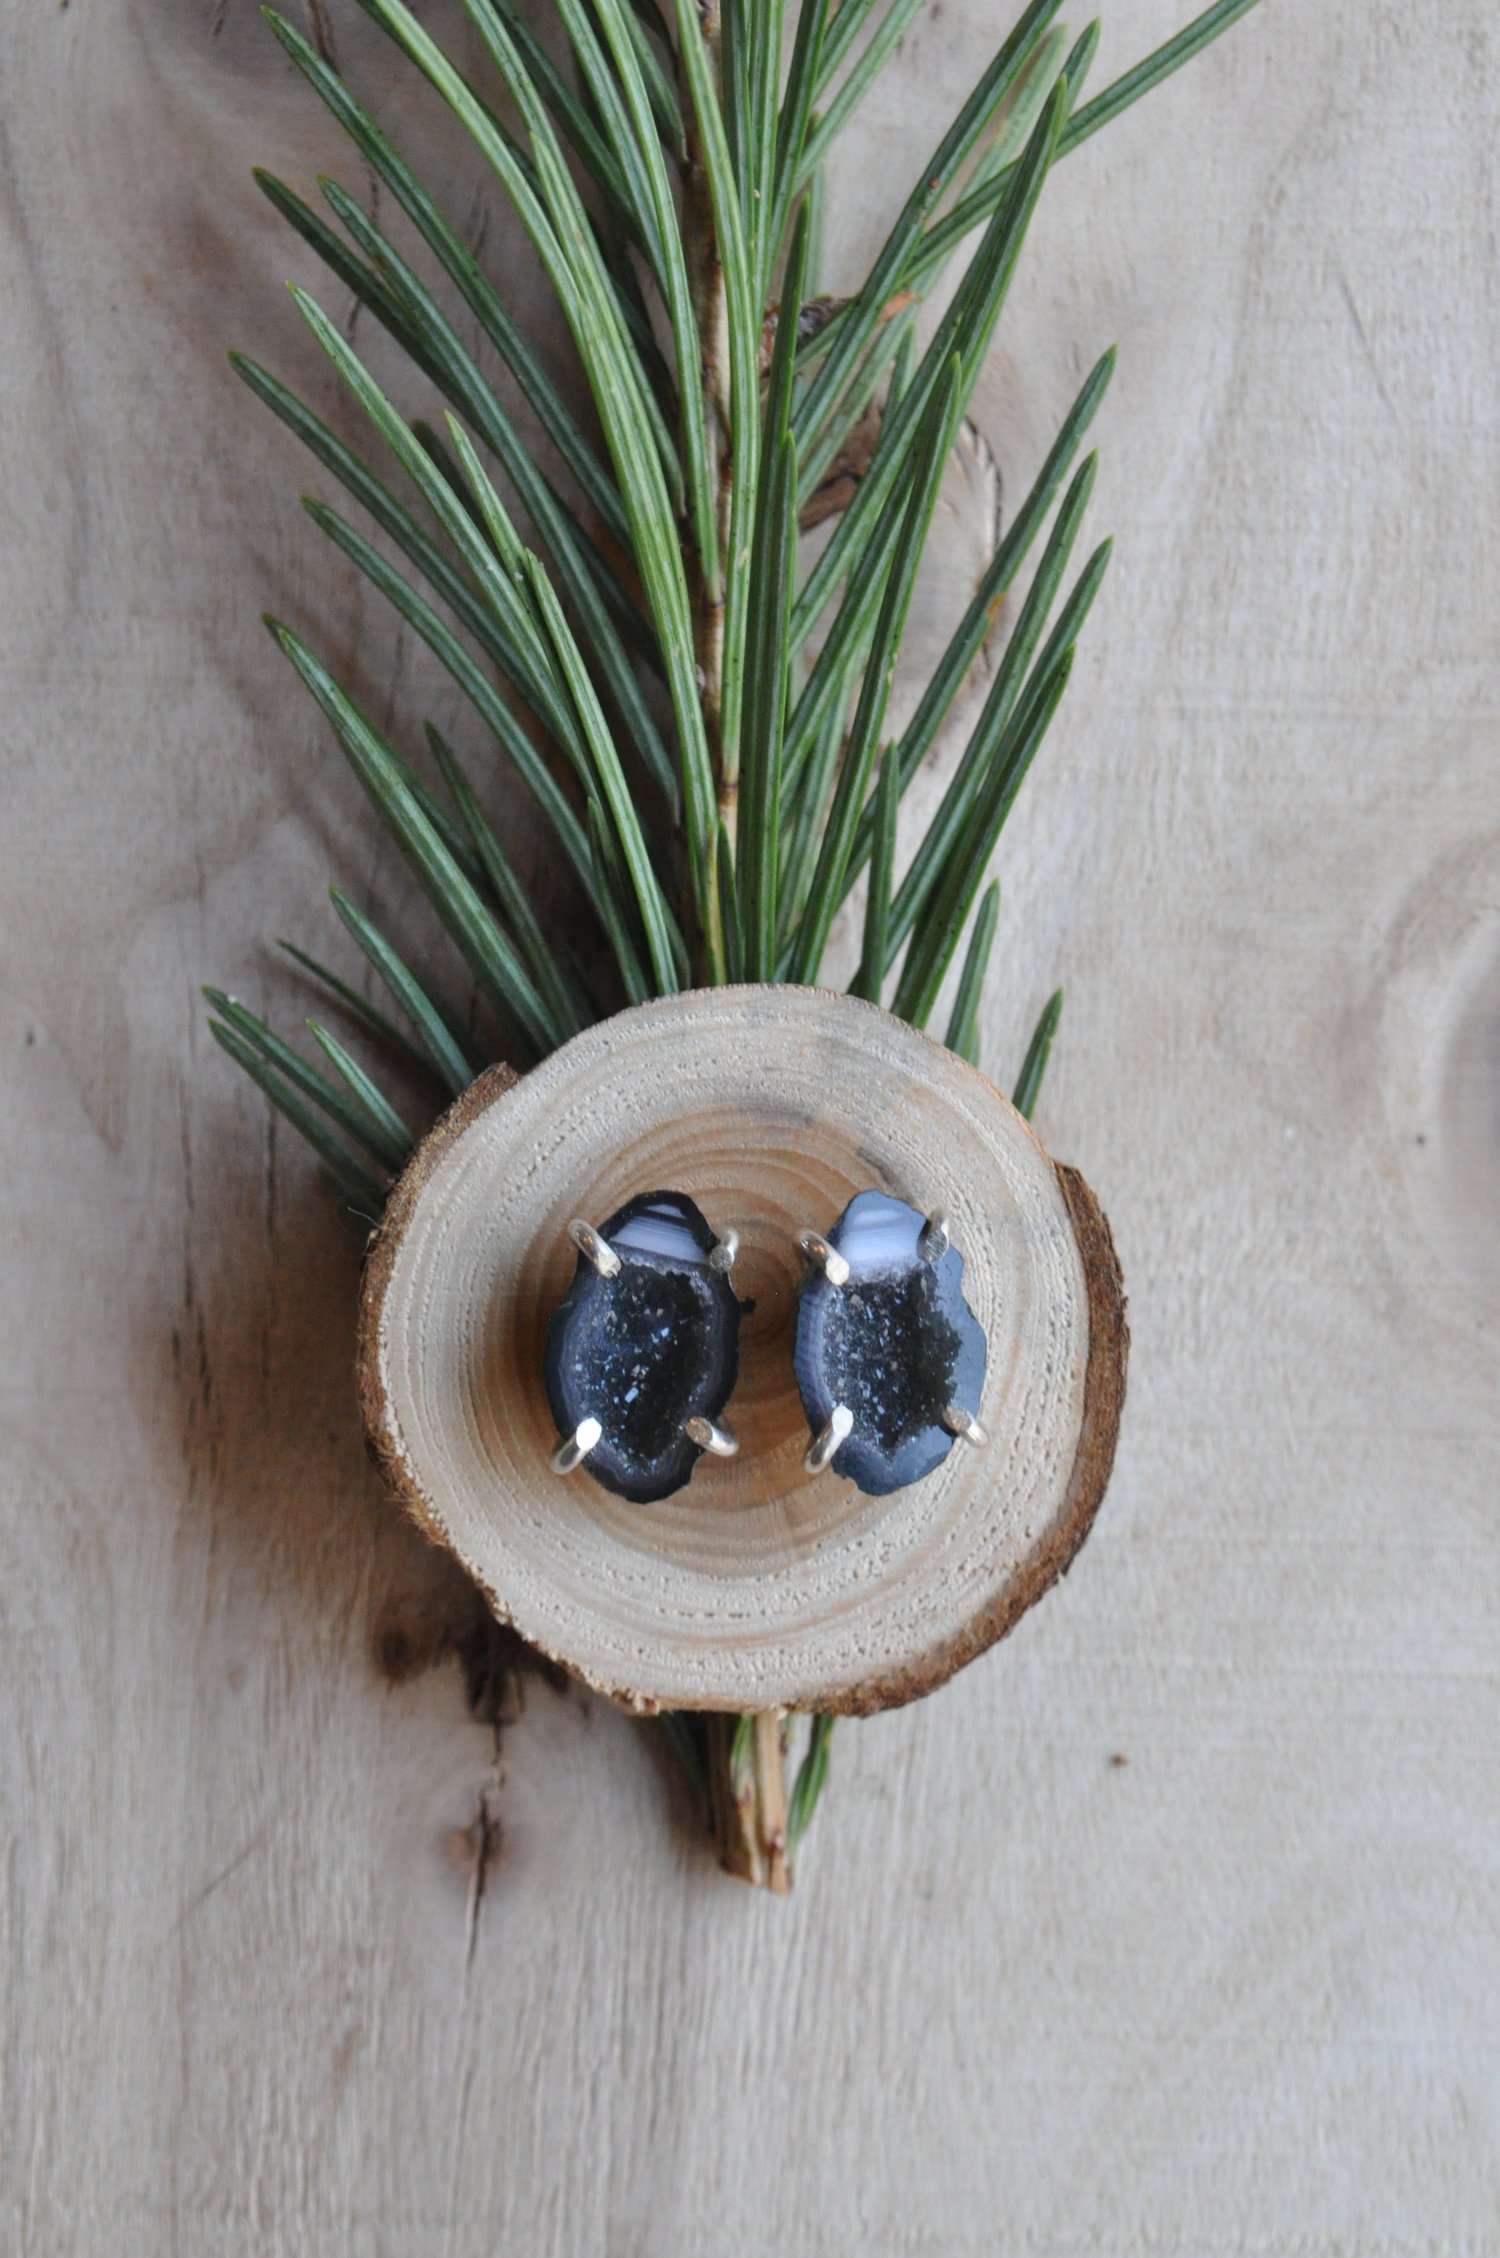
793,1190,987,1497
544,1190,740,1503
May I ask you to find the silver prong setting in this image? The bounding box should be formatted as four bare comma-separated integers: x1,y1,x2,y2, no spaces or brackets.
918,1210,951,1264
804,1403,854,1474
941,1403,987,1449
683,1414,739,1458
707,1227,739,1275
568,1218,622,1277
551,1416,603,1474
797,1228,850,1287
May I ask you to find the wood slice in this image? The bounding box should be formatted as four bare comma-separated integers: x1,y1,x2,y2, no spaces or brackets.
357,987,1127,1715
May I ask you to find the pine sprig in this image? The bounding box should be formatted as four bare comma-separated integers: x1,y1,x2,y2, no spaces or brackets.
211,0,1262,1869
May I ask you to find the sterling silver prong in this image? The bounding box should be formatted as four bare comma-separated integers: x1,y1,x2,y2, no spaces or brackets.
918,1210,951,1264
804,1403,854,1474
797,1228,850,1287
707,1228,739,1275
551,1416,603,1474
684,1413,739,1458
568,1218,621,1278
941,1403,988,1448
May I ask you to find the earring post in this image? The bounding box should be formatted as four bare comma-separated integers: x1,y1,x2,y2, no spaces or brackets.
568,1218,621,1277
918,1211,951,1263
796,1228,850,1287
551,1416,604,1473
684,1414,738,1457
804,1403,854,1474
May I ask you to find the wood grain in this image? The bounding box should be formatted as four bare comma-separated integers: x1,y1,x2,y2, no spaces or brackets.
3,2,1498,2253
359,988,1125,1714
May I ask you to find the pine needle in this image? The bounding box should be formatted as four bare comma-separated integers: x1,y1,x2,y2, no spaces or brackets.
944,882,1002,1065
1013,988,1064,1119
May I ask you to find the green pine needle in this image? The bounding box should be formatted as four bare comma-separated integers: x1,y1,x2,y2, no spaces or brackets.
307,1021,416,1173
787,1714,836,1845
327,890,477,1099
207,1012,386,1213
1013,987,1064,1119
850,743,900,1007
277,938,437,1085
944,881,1001,1064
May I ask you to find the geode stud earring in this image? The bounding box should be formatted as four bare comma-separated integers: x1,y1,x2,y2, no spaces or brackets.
544,1191,741,1503
793,1192,988,1496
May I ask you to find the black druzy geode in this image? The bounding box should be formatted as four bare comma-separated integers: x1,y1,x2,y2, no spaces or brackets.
793,1190,987,1497
543,1190,740,1503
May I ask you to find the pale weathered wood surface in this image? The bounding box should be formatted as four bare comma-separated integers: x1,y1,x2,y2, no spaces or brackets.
4,2,1498,2252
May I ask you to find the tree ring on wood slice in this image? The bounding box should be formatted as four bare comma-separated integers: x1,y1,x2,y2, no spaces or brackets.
357,986,1127,1716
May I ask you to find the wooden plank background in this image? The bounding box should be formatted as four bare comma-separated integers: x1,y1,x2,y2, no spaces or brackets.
4,2,1498,2250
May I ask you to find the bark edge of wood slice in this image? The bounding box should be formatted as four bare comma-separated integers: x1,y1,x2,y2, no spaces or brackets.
357,986,1127,1716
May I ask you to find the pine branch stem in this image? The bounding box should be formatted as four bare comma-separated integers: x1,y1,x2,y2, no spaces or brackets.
707,1712,792,1891
216,0,1266,1896
683,0,735,974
